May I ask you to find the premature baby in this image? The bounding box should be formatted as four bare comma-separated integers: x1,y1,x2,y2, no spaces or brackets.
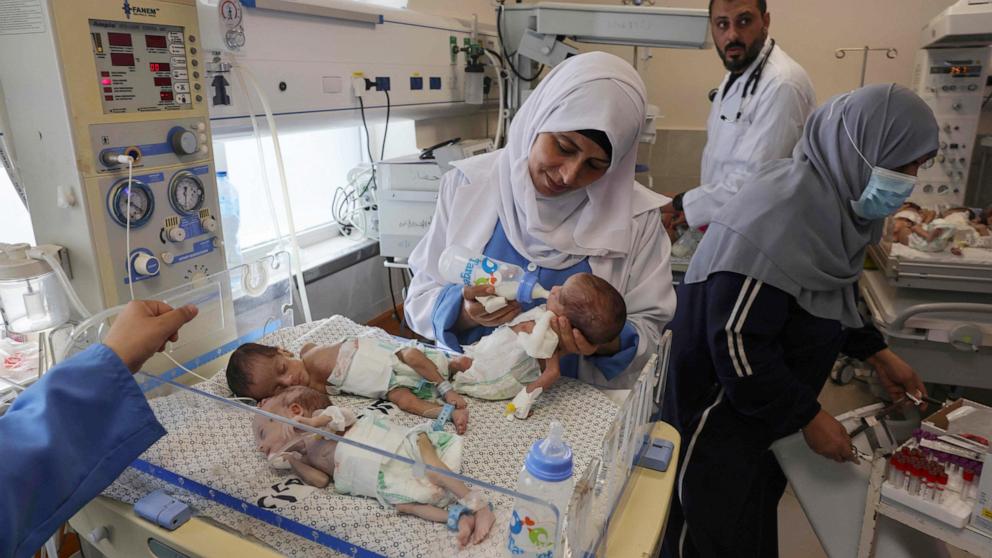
454,272,627,417
892,203,991,253
228,337,472,433
252,386,495,546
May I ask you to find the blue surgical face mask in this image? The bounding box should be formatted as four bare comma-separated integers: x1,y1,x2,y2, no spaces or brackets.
842,113,917,220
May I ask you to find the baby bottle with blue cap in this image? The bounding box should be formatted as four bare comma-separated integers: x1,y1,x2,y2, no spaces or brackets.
438,245,550,303
507,421,574,557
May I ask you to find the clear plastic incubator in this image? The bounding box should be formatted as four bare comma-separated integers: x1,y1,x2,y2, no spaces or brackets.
65,252,664,558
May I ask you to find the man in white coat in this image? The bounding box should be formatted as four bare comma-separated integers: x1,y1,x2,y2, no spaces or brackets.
664,0,815,230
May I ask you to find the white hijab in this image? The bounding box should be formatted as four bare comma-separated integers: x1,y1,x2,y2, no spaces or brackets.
454,51,652,269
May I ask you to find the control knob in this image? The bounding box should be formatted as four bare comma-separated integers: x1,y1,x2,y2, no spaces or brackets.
201,216,218,232
169,128,199,156
166,226,187,242
131,252,160,276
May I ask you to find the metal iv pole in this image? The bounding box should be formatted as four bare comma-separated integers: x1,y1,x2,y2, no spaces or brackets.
835,46,899,87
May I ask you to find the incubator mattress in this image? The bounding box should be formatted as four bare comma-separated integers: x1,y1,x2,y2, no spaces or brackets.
104,316,620,557
890,242,992,264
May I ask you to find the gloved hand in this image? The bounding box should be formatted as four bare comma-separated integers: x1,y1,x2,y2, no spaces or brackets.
507,386,542,419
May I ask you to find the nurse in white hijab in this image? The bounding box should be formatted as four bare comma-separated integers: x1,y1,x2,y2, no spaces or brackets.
405,51,676,389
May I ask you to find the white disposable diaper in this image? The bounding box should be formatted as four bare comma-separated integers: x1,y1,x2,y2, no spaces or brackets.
939,212,971,227
328,338,397,399
377,425,463,508
454,326,540,400
512,306,559,359
334,414,408,500
334,415,463,508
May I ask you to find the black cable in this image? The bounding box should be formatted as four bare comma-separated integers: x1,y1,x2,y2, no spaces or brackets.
386,266,401,327
381,90,390,161
484,48,503,64
399,267,409,331
357,96,376,168
497,4,544,82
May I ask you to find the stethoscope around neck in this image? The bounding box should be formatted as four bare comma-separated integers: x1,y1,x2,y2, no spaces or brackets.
716,38,776,124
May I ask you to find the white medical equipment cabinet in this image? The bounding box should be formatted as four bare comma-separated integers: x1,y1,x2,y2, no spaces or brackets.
62,252,668,558
864,0,992,389
377,139,493,260
0,0,228,311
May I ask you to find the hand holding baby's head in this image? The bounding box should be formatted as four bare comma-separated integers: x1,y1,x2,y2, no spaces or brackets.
547,272,627,345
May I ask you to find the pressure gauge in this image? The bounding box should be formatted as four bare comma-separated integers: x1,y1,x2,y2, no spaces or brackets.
169,171,205,215
219,0,243,26
108,179,155,227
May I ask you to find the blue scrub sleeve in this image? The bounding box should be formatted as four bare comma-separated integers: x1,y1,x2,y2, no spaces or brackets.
0,344,166,558
432,283,468,352
584,322,639,381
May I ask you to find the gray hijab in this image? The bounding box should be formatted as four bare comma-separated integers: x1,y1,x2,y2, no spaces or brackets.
685,84,938,327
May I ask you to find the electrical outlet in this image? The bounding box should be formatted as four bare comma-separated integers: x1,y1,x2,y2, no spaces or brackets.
351,73,369,99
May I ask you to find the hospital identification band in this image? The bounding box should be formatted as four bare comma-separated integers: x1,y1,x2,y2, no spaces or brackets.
433,403,455,431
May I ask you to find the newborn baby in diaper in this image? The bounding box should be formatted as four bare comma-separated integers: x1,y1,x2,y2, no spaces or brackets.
227,337,472,433
252,386,496,547
892,203,992,253
939,207,992,251
454,272,627,418
891,202,954,252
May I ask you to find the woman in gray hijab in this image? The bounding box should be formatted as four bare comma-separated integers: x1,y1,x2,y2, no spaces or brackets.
661,84,938,558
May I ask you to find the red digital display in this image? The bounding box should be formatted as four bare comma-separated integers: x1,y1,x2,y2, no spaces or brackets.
145,35,168,49
160,91,174,102
107,33,132,47
110,52,135,67
149,62,171,73
154,77,173,87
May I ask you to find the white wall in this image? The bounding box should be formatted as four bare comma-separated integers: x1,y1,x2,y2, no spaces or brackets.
577,0,958,130
304,0,497,326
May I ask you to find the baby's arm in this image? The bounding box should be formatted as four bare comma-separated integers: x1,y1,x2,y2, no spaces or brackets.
526,351,561,394
287,454,330,488
301,343,340,378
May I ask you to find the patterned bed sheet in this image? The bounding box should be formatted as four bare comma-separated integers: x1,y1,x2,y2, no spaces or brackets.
104,316,620,557
890,242,992,264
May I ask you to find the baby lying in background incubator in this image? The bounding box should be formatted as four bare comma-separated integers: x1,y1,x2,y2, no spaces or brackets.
227,337,473,433
890,203,991,252
252,386,495,547
454,272,627,418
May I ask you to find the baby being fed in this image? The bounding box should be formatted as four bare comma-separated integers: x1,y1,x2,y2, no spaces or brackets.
252,386,495,547
453,272,627,417
227,336,472,433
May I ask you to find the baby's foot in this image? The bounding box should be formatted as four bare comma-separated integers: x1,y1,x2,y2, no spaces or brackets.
444,390,468,409
451,408,469,434
448,356,473,373
457,512,476,548
470,505,496,545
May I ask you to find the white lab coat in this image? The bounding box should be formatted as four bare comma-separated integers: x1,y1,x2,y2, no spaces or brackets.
405,160,677,389
682,39,816,228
